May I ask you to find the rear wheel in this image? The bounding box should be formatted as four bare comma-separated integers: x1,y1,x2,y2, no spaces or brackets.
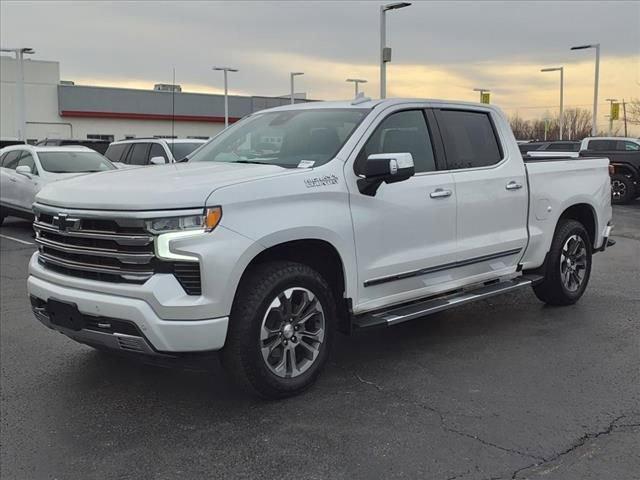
221,261,335,399
533,219,592,306
611,174,634,204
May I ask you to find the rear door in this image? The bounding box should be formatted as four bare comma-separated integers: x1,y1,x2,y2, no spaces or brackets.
433,107,528,281
0,150,23,208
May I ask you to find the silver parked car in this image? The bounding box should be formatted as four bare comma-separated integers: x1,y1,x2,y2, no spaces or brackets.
0,145,116,224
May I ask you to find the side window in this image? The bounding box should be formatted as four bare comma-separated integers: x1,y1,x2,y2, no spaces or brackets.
2,151,21,170
17,152,37,175
128,143,150,165
435,110,502,169
548,142,575,152
0,152,6,166
588,140,614,151
357,110,436,174
149,143,168,163
104,144,127,162
619,141,640,151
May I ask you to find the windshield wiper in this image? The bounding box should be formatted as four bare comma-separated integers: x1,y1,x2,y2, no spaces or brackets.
231,160,269,165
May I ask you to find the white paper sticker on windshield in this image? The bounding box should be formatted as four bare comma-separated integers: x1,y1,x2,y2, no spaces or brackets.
297,160,315,168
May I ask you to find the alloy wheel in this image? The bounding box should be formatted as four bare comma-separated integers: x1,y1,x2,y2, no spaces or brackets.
260,287,325,378
560,234,587,292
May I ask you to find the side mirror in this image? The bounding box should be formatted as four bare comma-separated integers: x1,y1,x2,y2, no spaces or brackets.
149,156,166,165
16,165,32,176
358,153,415,196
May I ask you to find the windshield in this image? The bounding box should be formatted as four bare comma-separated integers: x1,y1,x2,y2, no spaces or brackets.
37,151,116,173
167,142,206,160
189,108,369,168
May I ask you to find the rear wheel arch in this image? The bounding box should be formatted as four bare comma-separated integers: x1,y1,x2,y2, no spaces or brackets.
557,203,597,247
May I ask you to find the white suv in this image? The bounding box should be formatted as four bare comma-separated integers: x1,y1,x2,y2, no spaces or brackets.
104,138,208,167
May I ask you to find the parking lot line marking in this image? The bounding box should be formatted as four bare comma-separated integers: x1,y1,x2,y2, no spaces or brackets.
0,234,34,246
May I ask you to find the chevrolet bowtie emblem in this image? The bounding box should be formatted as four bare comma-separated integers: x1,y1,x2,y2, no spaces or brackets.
53,213,79,232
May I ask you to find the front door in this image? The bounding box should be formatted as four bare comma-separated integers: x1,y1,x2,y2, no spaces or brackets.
348,108,458,314
433,108,528,282
15,151,41,211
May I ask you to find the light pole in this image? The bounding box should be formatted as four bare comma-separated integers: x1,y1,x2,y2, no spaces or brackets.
541,67,564,140
212,66,238,128
473,88,490,103
346,78,368,97
571,43,600,136
605,98,617,135
380,2,411,99
290,72,304,105
1,47,35,140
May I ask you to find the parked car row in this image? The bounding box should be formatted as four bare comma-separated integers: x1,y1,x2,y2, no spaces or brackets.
0,137,209,224
23,98,614,398
521,137,640,204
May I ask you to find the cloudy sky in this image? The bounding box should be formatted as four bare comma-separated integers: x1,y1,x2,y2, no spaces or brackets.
2,1,639,131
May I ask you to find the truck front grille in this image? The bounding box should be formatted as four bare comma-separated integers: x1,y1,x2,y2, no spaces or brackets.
33,209,201,294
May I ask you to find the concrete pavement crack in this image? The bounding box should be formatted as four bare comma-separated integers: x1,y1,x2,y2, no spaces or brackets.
509,414,627,479
349,368,543,462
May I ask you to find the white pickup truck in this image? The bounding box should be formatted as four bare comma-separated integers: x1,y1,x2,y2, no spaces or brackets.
27,98,613,398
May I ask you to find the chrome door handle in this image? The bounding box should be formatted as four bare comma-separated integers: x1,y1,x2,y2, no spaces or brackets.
430,188,452,199
506,181,522,191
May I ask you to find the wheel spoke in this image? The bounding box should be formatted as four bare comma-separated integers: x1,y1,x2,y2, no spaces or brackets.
300,327,324,343
287,348,300,377
261,336,282,356
298,338,320,359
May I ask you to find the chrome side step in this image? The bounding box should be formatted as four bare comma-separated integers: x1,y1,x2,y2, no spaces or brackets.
353,275,543,330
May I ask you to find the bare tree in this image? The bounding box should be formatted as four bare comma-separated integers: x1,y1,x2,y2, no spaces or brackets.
625,98,640,125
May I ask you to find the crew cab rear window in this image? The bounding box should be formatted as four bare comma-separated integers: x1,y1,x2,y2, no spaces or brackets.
435,110,502,169
127,143,150,165
357,110,437,174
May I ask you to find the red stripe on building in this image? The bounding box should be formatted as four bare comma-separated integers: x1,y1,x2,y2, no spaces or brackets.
60,110,241,123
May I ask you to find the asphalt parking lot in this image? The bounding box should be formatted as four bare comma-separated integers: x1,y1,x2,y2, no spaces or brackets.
1,203,638,480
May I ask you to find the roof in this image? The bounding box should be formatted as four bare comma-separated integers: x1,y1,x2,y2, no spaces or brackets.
110,138,208,145
584,137,639,142
255,97,504,114
0,144,93,154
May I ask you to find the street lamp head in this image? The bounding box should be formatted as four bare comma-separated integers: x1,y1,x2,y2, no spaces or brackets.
383,2,411,11
541,67,562,72
291,72,304,76
605,98,618,102
212,66,238,72
571,44,598,50
1,47,35,54
473,88,490,92
346,78,368,83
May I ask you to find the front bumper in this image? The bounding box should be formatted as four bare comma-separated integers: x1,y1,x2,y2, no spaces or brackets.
28,274,229,353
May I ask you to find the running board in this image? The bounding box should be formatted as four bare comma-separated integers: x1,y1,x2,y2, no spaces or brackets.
353,275,543,330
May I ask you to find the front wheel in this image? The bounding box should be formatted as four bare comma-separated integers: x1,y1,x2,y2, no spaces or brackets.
533,219,592,306
221,261,335,399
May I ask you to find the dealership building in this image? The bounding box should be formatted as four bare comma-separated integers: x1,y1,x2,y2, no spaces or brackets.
0,55,307,143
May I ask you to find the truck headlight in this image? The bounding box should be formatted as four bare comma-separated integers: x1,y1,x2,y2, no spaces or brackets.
151,207,222,261
147,207,222,234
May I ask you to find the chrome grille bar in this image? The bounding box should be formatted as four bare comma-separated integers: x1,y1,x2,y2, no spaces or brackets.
33,221,153,246
35,237,154,264
39,252,154,280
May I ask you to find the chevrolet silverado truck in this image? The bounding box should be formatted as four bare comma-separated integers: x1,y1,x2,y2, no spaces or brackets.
27,98,613,398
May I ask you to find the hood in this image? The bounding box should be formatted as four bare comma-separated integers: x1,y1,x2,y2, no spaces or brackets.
35,162,295,210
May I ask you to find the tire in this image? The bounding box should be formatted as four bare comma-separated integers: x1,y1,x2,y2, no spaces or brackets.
221,261,335,399
533,219,592,306
611,174,634,204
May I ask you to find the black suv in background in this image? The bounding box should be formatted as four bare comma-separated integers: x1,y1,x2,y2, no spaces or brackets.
579,138,640,204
